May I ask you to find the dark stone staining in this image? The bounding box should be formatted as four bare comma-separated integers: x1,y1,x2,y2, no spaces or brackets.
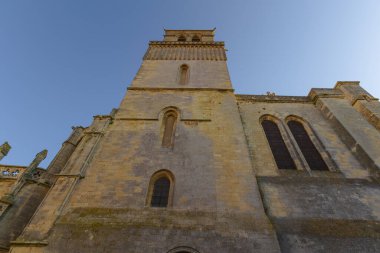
261,120,297,170
0,184,49,249
257,176,380,253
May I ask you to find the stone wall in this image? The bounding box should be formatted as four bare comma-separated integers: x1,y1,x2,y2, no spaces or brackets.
238,85,380,252
258,176,380,253
12,89,280,253
6,30,380,253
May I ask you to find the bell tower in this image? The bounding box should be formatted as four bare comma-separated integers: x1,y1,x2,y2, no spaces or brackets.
10,29,280,253
130,29,232,89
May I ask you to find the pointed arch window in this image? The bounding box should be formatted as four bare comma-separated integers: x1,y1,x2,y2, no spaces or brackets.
287,120,328,171
179,64,189,85
261,120,297,170
162,111,178,148
178,36,186,42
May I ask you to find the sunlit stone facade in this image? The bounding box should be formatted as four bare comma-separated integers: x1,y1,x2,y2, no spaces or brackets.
1,29,380,253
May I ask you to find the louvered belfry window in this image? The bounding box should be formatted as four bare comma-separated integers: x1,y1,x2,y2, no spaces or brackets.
287,120,328,171
261,120,297,170
150,177,170,207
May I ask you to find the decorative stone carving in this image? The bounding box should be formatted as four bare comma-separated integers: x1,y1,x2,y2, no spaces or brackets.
0,142,11,161
0,166,22,178
23,150,48,179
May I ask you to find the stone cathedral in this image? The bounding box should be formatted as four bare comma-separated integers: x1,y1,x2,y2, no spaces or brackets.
1,29,380,253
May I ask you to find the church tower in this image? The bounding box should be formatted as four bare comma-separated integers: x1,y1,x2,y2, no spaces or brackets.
6,28,380,253
9,29,281,252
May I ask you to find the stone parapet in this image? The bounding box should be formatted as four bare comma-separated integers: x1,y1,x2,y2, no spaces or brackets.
237,94,311,103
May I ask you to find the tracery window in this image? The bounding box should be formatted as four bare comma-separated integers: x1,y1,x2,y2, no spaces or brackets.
287,120,328,171
179,64,189,85
261,119,297,170
162,111,178,148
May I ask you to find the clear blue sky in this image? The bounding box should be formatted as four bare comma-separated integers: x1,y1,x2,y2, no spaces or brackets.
1,0,379,167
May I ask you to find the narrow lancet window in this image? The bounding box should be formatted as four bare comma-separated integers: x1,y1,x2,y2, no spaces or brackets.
262,120,297,170
162,112,177,147
287,120,328,171
179,64,189,85
150,177,170,207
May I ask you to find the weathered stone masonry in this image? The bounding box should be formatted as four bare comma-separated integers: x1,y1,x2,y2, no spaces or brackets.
1,29,379,253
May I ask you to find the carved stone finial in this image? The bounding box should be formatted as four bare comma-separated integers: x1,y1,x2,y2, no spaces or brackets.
0,142,11,155
0,142,11,161
25,149,48,175
5,149,48,196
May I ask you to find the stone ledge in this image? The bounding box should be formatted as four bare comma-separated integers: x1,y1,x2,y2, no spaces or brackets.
55,173,83,178
308,88,345,102
272,218,380,238
128,87,234,92
351,96,379,106
334,81,360,88
236,95,311,103
10,240,48,247
114,118,211,122
257,175,376,185
93,115,113,120
56,207,271,233
149,41,225,46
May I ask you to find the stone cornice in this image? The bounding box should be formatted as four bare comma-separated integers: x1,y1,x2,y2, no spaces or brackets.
10,240,48,247
236,94,311,103
128,87,233,92
144,42,227,61
93,115,113,120
55,173,84,178
114,118,211,122
308,88,345,103
0,164,28,169
149,41,224,46
334,81,360,89
352,96,379,106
